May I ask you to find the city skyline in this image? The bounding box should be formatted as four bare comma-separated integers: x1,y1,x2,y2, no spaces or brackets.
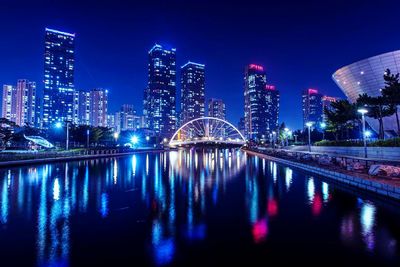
1,1,400,129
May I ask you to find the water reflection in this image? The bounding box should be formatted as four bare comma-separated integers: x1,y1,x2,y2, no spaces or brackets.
0,149,398,266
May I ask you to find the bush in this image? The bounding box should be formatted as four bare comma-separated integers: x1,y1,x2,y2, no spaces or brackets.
314,140,363,147
314,138,400,147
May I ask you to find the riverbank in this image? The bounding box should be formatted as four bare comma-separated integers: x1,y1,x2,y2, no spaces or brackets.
243,147,400,200
0,148,169,168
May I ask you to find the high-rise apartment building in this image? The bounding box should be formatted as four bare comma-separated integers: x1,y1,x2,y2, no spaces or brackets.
208,98,225,120
89,88,108,127
265,85,280,132
1,80,36,126
302,88,323,129
73,90,90,125
180,62,205,124
143,44,177,138
1,85,16,122
244,64,269,139
42,28,75,128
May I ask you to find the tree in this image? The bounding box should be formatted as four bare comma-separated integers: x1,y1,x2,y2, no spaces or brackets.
382,69,400,134
0,118,17,147
324,100,358,141
357,94,395,140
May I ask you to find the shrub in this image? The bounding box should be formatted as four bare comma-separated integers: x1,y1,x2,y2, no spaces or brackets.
314,138,400,147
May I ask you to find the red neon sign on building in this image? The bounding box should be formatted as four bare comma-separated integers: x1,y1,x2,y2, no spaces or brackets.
265,85,276,90
249,64,264,72
308,88,319,94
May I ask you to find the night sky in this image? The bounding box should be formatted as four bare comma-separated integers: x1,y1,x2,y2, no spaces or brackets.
1,0,399,129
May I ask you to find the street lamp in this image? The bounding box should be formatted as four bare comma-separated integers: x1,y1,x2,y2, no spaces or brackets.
358,108,368,158
320,122,327,140
55,121,70,150
113,132,119,145
306,122,313,152
284,128,289,147
131,135,139,146
86,129,90,148
271,131,276,149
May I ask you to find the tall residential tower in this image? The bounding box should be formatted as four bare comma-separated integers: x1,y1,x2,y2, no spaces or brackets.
208,98,225,120
42,28,75,128
302,88,323,129
180,62,205,124
244,64,268,140
143,44,177,137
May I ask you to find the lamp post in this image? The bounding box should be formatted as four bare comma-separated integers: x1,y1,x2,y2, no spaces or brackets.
272,131,276,149
86,129,90,148
358,108,368,158
306,122,313,152
284,128,289,147
113,132,119,145
320,122,327,140
55,121,70,150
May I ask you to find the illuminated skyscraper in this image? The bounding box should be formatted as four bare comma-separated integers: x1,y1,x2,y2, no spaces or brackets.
144,44,177,137
89,88,108,127
322,95,339,122
1,80,36,127
244,64,268,139
1,85,16,122
15,79,36,126
43,28,75,128
73,90,90,125
180,62,205,124
265,85,280,132
302,88,323,129
208,98,225,120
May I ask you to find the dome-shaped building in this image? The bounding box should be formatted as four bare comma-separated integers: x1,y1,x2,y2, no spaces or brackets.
332,50,400,136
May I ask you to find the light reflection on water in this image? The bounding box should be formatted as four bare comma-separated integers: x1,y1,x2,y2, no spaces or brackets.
0,148,398,266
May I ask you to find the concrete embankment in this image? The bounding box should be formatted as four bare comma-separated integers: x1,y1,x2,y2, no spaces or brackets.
0,149,167,168
243,148,400,201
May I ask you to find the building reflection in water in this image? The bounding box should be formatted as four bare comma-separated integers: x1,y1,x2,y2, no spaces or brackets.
0,149,399,266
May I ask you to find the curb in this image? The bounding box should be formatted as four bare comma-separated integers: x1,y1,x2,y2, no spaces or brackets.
243,149,400,200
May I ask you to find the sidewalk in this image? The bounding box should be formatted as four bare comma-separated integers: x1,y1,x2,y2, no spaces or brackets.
243,147,400,201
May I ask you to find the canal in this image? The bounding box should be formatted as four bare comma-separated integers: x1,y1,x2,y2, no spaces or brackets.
0,148,399,266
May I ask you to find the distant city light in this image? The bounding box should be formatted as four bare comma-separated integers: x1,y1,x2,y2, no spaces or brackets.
365,130,372,138
248,64,264,71
308,88,318,94
131,136,139,145
358,108,368,115
320,122,327,128
55,122,62,128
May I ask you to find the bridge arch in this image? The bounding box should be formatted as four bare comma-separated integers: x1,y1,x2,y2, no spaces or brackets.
169,116,246,146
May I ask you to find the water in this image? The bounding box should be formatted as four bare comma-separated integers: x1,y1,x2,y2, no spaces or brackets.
0,148,399,266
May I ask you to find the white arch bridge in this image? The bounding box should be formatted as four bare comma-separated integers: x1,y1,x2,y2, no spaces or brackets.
169,117,246,147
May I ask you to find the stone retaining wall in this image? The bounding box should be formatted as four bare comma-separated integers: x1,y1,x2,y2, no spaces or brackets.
244,148,400,200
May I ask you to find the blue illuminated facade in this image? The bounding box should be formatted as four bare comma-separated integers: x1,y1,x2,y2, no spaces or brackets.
144,44,177,138
244,64,269,140
180,62,205,124
42,28,75,128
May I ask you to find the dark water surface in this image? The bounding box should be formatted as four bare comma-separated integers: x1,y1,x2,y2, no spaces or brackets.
0,148,399,266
